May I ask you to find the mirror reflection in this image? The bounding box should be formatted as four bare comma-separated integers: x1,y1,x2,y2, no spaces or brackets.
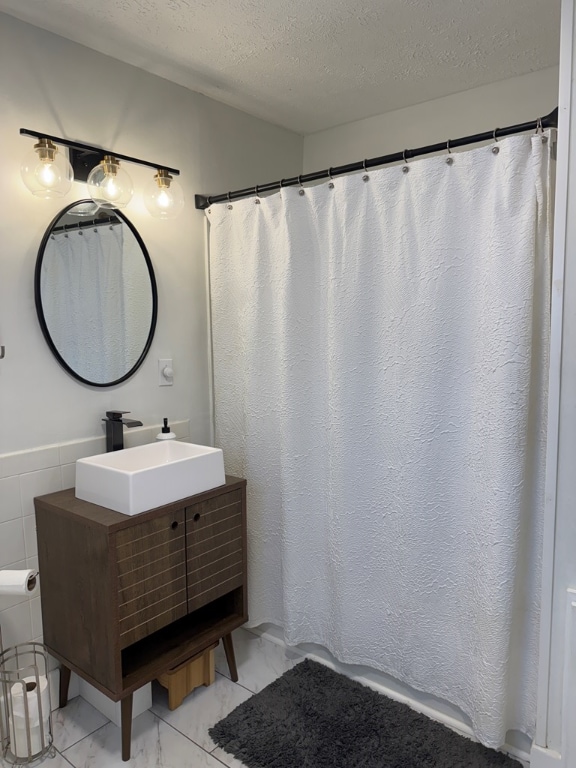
35,200,157,386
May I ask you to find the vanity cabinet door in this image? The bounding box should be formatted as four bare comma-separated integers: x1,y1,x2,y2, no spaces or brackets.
186,489,244,612
115,510,187,648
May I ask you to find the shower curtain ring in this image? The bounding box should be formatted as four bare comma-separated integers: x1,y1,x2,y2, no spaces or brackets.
298,176,305,195
535,117,543,134
491,128,501,155
402,150,410,173
446,139,454,165
255,185,261,204
446,139,452,154
362,159,369,181
327,167,335,189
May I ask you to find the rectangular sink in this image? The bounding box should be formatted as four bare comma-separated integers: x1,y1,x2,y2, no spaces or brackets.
75,441,226,515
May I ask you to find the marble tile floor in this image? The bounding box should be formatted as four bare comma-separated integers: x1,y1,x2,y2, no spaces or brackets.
0,628,298,768
1,627,529,768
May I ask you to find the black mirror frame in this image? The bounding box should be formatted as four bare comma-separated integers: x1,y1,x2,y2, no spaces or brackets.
34,199,158,387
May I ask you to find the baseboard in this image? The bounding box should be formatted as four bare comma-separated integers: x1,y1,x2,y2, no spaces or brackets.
47,669,59,712
246,624,531,765
47,668,79,710
78,680,151,727
530,745,562,768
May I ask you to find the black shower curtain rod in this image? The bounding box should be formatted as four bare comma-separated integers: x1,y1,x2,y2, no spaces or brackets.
51,215,121,233
195,107,558,210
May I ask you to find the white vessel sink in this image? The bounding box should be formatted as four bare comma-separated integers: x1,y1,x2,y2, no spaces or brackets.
75,441,226,515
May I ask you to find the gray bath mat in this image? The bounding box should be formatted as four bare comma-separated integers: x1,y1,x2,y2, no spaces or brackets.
209,659,520,767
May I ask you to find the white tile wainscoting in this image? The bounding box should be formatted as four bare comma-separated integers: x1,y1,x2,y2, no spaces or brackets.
0,421,190,651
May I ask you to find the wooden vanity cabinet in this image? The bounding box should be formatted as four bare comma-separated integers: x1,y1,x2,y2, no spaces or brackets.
34,475,247,761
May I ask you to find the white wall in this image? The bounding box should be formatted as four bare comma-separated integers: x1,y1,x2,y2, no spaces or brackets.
0,13,303,455
303,67,558,171
0,13,302,648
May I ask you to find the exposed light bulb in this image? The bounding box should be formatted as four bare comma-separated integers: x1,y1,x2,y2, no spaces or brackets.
144,169,184,219
157,189,172,209
104,177,121,201
38,163,57,187
87,155,133,209
21,139,73,198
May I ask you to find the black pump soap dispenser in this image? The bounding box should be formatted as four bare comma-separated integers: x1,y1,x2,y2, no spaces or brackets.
156,418,176,441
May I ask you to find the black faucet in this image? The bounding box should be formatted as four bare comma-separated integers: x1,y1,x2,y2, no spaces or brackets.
103,411,143,452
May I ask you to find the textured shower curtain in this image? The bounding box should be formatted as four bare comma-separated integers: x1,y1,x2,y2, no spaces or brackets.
42,225,127,381
207,133,552,747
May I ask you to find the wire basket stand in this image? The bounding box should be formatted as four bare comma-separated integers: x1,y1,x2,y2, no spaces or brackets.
0,625,56,764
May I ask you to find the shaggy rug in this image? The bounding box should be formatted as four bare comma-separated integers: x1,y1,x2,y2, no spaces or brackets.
209,659,521,767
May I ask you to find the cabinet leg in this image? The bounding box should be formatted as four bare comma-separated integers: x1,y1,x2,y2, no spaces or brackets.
222,634,238,682
121,694,133,762
59,665,71,709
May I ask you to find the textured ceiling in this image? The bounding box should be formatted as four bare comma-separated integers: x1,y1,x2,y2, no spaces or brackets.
0,0,561,134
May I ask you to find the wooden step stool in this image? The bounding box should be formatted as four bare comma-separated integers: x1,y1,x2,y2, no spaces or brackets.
157,643,217,710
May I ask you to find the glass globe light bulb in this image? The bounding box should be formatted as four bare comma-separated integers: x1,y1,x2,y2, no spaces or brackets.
21,139,73,198
38,163,57,187
104,177,121,201
144,170,184,219
87,155,133,209
157,189,172,209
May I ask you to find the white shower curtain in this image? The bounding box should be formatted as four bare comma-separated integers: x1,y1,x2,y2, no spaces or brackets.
207,133,552,748
42,225,127,382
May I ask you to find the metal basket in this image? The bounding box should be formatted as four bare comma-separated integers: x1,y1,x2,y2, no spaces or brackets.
0,627,55,764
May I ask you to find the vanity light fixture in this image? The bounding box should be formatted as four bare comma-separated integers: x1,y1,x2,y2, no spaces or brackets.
20,137,73,198
144,169,185,219
20,129,183,216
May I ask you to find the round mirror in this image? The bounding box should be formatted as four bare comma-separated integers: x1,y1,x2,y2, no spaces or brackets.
35,200,158,387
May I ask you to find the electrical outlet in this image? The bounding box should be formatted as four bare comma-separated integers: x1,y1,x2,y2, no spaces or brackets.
158,358,174,386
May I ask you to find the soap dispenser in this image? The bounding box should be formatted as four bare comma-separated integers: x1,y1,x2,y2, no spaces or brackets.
156,418,176,441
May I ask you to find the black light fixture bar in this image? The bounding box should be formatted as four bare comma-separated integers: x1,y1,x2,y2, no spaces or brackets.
20,128,180,176
195,107,558,209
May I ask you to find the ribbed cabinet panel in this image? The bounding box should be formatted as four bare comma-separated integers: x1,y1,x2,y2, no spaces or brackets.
115,510,187,647
186,490,244,612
